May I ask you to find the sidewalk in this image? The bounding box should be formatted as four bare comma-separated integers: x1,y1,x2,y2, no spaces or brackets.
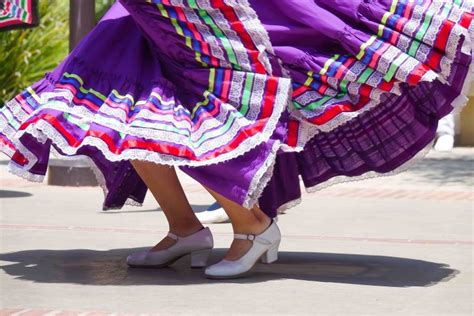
0,148,472,315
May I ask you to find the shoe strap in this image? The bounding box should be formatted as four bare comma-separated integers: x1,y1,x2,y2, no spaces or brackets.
234,233,272,245
167,232,179,241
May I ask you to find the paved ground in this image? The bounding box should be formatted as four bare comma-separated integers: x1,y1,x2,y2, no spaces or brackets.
0,148,472,315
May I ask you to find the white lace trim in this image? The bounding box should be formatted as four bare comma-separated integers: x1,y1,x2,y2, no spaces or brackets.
276,22,474,212
2,0,473,214
5,98,30,123
163,0,274,73
250,145,437,214
11,135,39,170
51,150,109,198
290,0,473,146
305,140,434,195
37,73,283,154
9,78,290,168
293,36,473,150
0,144,15,158
276,197,302,214
7,162,45,183
242,140,281,209
202,0,253,72
393,1,472,86
234,0,296,207
47,149,143,209
38,95,264,154
227,0,275,73
124,198,143,207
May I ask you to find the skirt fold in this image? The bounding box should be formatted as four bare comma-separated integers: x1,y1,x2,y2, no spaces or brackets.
0,0,472,214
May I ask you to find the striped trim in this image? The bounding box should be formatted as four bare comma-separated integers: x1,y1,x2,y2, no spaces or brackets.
0,0,38,30
0,69,291,168
287,0,473,147
146,0,270,73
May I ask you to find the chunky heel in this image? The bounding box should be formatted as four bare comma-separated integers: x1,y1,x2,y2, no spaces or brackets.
205,220,281,279
190,248,212,268
260,242,279,264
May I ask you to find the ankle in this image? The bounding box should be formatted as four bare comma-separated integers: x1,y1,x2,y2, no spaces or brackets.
169,222,204,237
234,217,271,235
251,206,272,228
255,217,272,234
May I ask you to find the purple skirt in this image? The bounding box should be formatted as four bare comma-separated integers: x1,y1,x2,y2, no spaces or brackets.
1,0,473,216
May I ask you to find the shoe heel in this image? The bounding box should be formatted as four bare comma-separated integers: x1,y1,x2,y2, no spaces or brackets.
260,242,279,264
190,248,211,268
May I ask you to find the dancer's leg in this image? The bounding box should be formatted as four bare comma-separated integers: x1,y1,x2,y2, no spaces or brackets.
205,187,271,260
131,160,203,251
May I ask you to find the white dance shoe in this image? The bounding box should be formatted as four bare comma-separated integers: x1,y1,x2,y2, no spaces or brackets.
205,220,281,279
196,202,230,224
126,227,214,268
434,134,454,152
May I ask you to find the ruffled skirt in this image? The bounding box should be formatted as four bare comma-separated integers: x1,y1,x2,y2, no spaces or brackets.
1,0,472,216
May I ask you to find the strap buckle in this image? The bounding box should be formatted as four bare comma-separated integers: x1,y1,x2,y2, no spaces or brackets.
234,233,256,241
167,232,179,241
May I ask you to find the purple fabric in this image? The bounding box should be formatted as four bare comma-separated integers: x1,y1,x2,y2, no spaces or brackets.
2,0,471,217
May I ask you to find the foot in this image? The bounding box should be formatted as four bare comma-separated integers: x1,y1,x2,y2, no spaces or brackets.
434,134,454,151
224,217,271,261
205,220,281,279
149,235,178,252
196,203,230,224
127,226,213,268
150,225,204,252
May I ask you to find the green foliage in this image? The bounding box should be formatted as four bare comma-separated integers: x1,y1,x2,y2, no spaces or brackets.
0,0,115,105
96,0,116,20
0,0,69,104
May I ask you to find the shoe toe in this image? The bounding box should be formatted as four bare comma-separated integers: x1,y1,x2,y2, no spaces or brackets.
434,135,454,151
205,261,221,274
205,260,241,278
196,209,230,224
126,251,148,266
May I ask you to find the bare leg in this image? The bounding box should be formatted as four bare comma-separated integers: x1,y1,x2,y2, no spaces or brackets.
206,187,271,260
131,160,203,251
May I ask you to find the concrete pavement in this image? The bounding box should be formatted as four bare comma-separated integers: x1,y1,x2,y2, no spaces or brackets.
0,148,472,315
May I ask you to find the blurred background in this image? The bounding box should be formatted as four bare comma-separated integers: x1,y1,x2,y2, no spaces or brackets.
0,0,114,104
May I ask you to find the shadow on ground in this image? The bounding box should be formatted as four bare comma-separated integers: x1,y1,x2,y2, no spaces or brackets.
0,248,457,287
0,190,33,198
406,155,474,187
99,204,211,214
